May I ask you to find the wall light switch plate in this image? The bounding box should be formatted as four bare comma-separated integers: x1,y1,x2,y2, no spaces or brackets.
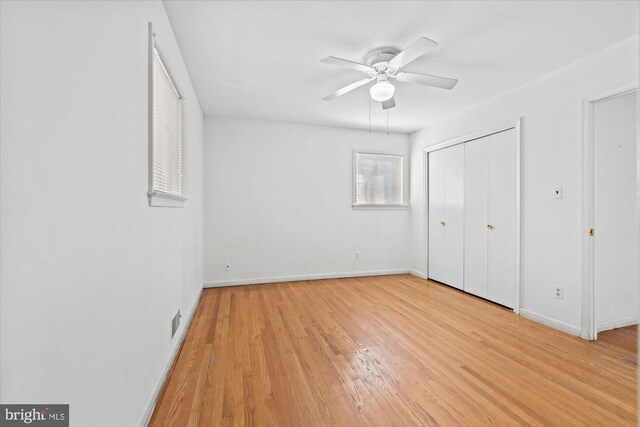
553,186,563,199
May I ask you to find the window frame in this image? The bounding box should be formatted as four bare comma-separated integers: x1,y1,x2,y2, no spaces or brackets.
148,23,187,208
352,150,408,210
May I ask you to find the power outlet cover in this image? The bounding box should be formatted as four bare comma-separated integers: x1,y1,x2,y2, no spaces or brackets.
554,286,563,299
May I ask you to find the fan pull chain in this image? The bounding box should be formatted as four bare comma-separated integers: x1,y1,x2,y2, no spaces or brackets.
386,110,389,135
368,96,372,132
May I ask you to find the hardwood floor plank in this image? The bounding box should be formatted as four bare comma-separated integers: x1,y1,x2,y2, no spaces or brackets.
203,289,231,427
149,275,637,426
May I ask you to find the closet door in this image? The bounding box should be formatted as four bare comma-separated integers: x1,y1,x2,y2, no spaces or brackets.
487,129,517,308
428,149,446,283
428,145,464,289
443,144,464,290
464,137,489,298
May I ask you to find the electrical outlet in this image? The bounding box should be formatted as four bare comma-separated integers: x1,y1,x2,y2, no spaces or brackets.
554,286,563,299
355,252,360,260
225,264,230,271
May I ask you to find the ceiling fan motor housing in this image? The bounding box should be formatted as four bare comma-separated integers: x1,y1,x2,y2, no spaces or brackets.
365,47,401,76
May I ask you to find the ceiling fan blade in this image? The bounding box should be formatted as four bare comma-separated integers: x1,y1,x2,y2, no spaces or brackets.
322,77,374,101
320,56,372,74
388,37,438,70
396,71,458,90
381,97,396,110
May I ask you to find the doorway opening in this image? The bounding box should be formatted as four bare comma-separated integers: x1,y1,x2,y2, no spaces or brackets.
582,82,638,340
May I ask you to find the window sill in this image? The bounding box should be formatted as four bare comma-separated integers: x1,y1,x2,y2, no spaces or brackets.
148,191,187,208
352,204,408,210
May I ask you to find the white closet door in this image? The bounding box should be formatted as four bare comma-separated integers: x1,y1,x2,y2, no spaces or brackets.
443,144,464,290
487,129,517,308
464,137,489,298
428,149,446,283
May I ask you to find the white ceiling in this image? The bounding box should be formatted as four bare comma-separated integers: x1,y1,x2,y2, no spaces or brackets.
163,1,637,133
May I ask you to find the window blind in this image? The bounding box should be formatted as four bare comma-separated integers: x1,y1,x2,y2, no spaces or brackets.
152,47,182,197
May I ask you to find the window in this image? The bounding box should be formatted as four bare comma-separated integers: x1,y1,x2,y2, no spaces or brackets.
353,152,406,208
148,25,185,207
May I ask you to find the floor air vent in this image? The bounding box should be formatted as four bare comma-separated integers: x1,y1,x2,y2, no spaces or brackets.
171,310,181,338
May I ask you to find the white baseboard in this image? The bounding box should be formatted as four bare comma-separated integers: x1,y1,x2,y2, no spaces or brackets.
136,289,203,427
408,270,426,279
204,269,410,288
519,308,581,336
597,317,638,333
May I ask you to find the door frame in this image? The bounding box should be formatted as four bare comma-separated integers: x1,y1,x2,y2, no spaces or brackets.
580,80,637,340
423,117,522,313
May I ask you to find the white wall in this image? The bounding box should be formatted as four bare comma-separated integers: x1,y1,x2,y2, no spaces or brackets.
0,2,203,426
409,37,638,334
204,118,410,286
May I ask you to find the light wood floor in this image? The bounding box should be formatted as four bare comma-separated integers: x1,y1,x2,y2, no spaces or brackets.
149,275,637,426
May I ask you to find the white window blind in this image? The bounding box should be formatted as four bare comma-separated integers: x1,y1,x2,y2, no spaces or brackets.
149,33,184,207
353,152,405,207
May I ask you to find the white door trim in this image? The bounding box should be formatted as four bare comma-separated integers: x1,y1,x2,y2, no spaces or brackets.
580,80,638,340
423,117,522,313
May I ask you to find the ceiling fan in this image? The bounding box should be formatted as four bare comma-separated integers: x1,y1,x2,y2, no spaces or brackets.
320,37,458,110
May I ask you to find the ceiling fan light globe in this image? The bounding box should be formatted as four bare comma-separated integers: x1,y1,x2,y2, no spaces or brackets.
369,80,395,102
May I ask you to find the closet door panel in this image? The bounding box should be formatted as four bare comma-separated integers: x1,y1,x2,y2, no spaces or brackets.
487,129,517,308
428,149,446,283
444,144,464,289
464,137,489,298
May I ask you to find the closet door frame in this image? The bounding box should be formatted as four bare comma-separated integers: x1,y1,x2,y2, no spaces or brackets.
423,117,522,313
